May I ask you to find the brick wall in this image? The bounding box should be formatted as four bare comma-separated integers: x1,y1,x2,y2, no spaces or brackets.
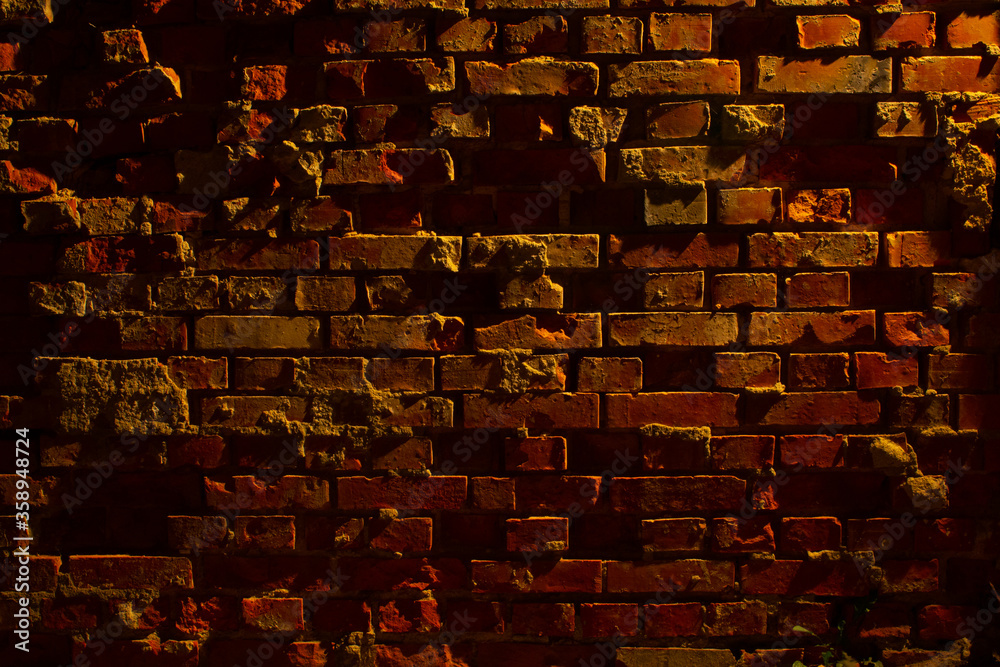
2,0,1000,664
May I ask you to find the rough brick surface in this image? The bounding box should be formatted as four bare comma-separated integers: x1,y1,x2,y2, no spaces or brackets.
4,0,1000,664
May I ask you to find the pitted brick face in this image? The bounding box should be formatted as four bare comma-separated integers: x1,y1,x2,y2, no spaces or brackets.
3,0,1000,663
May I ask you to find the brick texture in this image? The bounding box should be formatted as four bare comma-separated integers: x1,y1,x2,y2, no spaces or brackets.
3,0,1000,664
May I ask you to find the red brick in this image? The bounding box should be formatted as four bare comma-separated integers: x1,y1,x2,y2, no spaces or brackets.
958,394,1000,430
437,17,496,53
506,517,569,553
647,101,710,139
946,11,1000,49
471,560,601,593
781,435,846,469
797,15,860,49
330,315,464,351
781,517,842,552
785,272,850,308
717,188,781,225
644,603,703,637
886,231,950,267
883,312,949,347
582,16,642,54
607,560,735,593
873,12,935,49
610,60,740,96
578,357,642,392
610,233,739,269
715,352,781,389
164,356,227,390
580,603,639,638
711,274,778,309
711,435,775,470
741,560,867,595
609,312,738,347
928,353,992,391
68,556,192,589
464,392,598,428
856,352,919,389
711,517,775,553
757,56,890,93
475,313,601,349
379,599,440,632
788,353,850,389
324,148,454,185
748,311,876,347
611,476,746,512
704,601,767,635
649,13,712,52
207,476,329,511
440,354,566,391
474,148,605,185
749,232,879,268
363,18,426,52
510,603,576,638
505,436,567,471
748,392,880,426
234,516,295,550
337,476,465,510
466,58,598,96
758,146,897,182
494,103,562,141
640,518,707,552
504,16,567,54
325,58,454,98
902,56,1000,92
607,392,739,428
242,597,303,632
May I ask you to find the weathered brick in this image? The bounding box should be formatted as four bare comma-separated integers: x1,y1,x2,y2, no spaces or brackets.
325,149,454,185
464,393,599,428
437,17,496,52
886,231,950,268
475,313,602,349
466,57,598,96
647,101,710,139
714,352,780,389
329,235,462,271
856,351,918,389
789,353,850,389
712,273,778,309
756,56,891,93
785,272,850,308
718,188,781,225
873,12,935,50
797,15,860,49
643,272,704,310
649,13,712,52
611,60,739,97
946,11,1000,49
748,232,879,267
607,393,739,428
505,16,567,54
582,16,642,54
902,57,1000,92
883,312,949,347
620,146,746,183
609,313,739,347
330,315,464,351
748,311,876,347
194,316,322,350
